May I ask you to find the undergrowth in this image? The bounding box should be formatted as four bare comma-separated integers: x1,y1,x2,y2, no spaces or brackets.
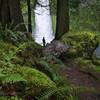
0,28,99,99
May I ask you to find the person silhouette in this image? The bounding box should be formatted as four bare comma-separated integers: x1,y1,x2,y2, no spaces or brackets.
42,37,46,47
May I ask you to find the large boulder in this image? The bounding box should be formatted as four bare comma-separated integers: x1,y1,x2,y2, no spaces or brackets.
42,40,69,57
61,31,99,58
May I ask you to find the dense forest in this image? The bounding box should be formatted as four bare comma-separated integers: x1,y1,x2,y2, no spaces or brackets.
0,0,100,100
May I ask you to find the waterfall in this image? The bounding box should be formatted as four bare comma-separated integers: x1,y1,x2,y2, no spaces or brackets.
95,45,100,58
33,0,54,45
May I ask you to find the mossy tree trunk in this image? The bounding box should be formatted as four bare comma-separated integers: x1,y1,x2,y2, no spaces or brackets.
0,0,26,32
55,0,69,39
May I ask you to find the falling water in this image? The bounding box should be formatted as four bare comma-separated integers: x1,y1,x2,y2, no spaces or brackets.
33,0,54,45
95,45,100,59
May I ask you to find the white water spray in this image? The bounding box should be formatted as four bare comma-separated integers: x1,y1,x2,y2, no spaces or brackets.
95,45,100,58
33,0,54,45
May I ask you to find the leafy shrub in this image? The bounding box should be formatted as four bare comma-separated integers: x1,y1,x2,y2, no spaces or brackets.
35,55,65,83
0,25,30,44
0,41,42,68
61,31,99,58
0,66,56,88
0,66,56,99
0,41,56,98
70,0,100,31
37,85,97,100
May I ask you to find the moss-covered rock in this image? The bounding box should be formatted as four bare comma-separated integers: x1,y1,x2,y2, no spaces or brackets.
15,41,43,67
77,57,95,68
43,40,69,58
0,40,43,68
61,31,99,58
0,66,56,88
0,40,56,97
0,66,56,98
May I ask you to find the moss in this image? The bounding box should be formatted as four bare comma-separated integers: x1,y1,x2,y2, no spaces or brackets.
0,27,30,44
76,58,98,71
0,41,17,67
75,58,100,81
0,41,16,54
67,48,78,58
0,66,56,88
61,31,99,58
92,51,100,65
76,58,100,74
35,55,65,84
17,67,56,88
0,40,55,88
15,41,43,67
0,41,56,97
0,40,43,68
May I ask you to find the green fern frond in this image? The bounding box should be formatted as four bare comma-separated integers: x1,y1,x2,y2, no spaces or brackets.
37,85,98,100
0,96,22,100
36,55,65,83
1,74,26,84
17,67,56,88
0,66,56,89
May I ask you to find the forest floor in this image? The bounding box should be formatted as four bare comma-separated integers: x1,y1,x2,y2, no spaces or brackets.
60,59,100,100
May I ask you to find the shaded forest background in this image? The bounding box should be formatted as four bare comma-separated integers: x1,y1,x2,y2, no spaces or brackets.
21,0,100,32
0,0,100,100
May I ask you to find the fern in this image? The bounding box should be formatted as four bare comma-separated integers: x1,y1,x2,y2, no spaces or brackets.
0,96,22,100
37,86,75,100
0,66,56,88
1,74,26,84
41,54,65,68
0,41,34,68
37,85,98,100
0,25,28,44
36,55,65,83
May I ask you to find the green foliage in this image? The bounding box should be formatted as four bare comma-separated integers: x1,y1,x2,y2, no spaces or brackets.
0,41,44,87
15,42,42,67
36,55,65,83
76,58,95,69
0,26,29,44
70,0,100,31
70,0,80,8
0,40,42,68
0,42,29,68
0,39,42,68
37,85,97,100
61,31,99,58
50,0,57,14
75,58,100,81
0,66,56,88
0,96,22,100
0,40,56,98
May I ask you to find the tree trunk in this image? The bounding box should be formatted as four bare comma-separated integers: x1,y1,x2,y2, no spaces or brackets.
27,0,32,32
0,0,10,26
8,0,26,31
0,0,26,32
0,0,2,22
55,0,69,39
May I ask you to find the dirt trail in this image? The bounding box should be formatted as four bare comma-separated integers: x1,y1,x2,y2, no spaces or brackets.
60,60,100,100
